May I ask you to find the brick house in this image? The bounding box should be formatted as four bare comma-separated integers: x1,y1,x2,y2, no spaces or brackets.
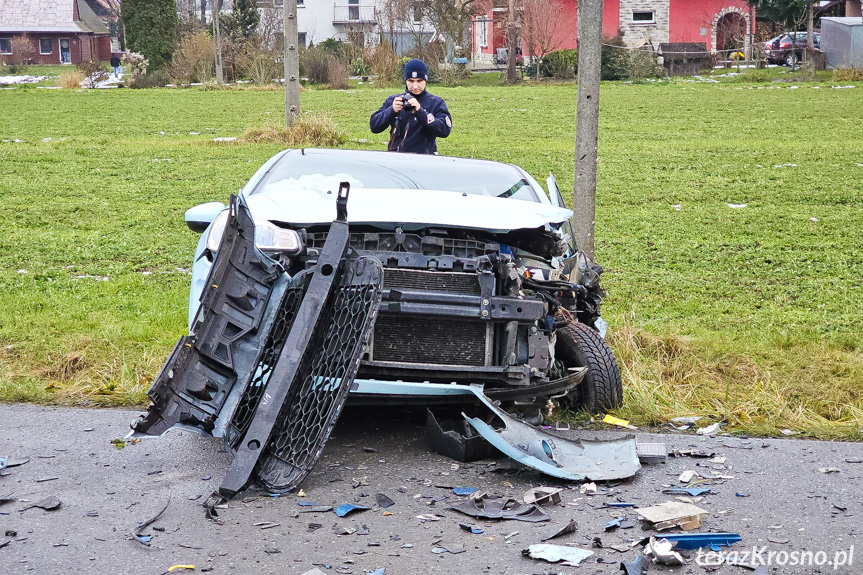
472,0,755,64
0,0,112,65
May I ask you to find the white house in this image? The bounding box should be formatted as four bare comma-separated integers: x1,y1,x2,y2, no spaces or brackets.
256,0,380,48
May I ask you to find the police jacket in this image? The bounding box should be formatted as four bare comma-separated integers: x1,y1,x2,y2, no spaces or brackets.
369,89,452,154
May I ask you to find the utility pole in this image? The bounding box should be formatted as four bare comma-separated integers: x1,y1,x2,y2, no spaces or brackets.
284,0,300,125
572,0,602,258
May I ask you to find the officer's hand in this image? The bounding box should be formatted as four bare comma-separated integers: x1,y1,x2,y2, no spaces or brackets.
406,97,420,111
392,97,404,113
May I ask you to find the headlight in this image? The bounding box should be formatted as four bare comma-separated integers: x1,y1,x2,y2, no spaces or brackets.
206,209,302,255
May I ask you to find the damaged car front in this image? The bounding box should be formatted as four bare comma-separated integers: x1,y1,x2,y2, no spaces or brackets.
132,148,625,497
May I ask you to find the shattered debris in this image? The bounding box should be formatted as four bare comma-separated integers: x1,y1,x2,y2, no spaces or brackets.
18,495,62,512
449,495,549,522
522,487,562,505
644,536,685,565
635,501,708,531
522,543,594,565
540,519,578,541
132,496,170,546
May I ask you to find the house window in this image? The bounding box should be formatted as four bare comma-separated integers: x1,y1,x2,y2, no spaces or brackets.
298,32,307,47
413,2,423,22
40,38,53,54
477,17,488,48
0,38,11,54
632,11,656,24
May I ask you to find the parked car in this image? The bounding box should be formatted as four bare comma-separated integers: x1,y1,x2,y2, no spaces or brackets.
764,31,820,65
131,149,623,495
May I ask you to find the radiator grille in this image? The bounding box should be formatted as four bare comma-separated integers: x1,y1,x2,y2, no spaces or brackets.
372,314,486,366
383,269,480,295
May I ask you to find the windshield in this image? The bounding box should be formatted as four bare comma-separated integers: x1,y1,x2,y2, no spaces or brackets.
248,149,541,203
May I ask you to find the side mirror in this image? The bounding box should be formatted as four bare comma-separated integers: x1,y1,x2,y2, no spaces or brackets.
185,202,226,233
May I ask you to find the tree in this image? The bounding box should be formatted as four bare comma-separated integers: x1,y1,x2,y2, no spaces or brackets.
10,36,35,66
230,0,260,40
522,0,575,71
123,0,178,70
416,0,488,60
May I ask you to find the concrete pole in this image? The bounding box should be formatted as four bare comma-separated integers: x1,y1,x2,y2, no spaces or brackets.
573,0,602,258
213,0,224,83
284,0,300,125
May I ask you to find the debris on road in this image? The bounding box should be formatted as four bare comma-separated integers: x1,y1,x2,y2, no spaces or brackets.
458,523,484,534
522,543,594,565
522,487,562,505
375,493,395,508
819,467,840,473
644,536,685,565
426,411,495,463
452,487,478,497
636,442,667,464
635,501,708,531
643,532,741,550
540,519,578,541
678,470,700,483
662,488,711,496
335,504,370,517
620,554,648,574
18,495,62,512
449,495,549,522
603,415,637,430
4,456,29,467
696,422,721,436
131,496,170,545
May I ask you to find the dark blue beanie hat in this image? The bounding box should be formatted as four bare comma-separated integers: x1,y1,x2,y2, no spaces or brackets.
404,59,428,81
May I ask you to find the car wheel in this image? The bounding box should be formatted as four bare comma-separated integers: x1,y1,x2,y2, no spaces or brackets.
555,322,623,413
786,52,799,66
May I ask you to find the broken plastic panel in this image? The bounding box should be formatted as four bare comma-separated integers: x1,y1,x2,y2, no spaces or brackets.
522,544,594,565
462,386,641,481
647,532,741,551
131,188,383,498
449,495,550,522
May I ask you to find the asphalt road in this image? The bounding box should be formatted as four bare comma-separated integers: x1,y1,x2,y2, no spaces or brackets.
0,403,861,575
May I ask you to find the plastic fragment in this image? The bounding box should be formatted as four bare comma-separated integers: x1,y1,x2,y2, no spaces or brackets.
819,467,840,473
696,422,721,435
365,569,385,575
167,566,196,573
603,415,637,429
459,523,484,534
449,495,549,522
522,544,594,565
605,517,623,531
662,488,711,496
375,493,395,508
433,543,466,554
647,532,741,550
335,504,370,517
620,554,647,575
453,487,478,496
644,537,685,565
523,487,562,505
541,519,578,541
19,495,62,512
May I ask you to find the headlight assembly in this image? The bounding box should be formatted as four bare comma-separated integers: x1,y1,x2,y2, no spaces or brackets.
206,209,302,255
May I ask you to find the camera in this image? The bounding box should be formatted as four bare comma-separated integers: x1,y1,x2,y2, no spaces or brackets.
400,93,417,113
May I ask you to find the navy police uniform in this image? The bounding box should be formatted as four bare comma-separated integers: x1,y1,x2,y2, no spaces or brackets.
369,59,452,154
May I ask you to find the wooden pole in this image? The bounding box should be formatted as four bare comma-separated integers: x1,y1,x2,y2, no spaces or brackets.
572,0,602,258
284,0,300,125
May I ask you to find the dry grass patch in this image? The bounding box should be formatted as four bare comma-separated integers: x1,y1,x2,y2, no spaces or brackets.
58,71,85,88
832,68,863,82
241,114,346,147
608,319,863,439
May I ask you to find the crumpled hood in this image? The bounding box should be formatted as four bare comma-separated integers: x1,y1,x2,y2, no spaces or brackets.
245,187,573,233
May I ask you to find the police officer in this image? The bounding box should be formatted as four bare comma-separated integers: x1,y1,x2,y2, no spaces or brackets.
369,59,452,154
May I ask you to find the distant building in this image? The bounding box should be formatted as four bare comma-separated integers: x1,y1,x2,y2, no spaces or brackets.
472,0,755,65
0,0,112,64
256,0,380,49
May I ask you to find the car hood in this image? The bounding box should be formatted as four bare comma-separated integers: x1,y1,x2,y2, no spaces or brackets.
245,187,573,233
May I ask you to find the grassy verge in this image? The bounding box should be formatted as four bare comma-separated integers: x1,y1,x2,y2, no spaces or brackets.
0,75,861,438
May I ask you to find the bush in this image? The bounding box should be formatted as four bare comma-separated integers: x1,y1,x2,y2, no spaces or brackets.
236,43,280,85
169,31,215,85
241,114,346,147
10,35,35,66
76,60,108,88
301,46,331,84
628,50,665,81
124,52,149,78
733,69,769,83
128,70,169,88
326,58,350,89
543,49,578,79
58,71,86,88
601,31,629,80
832,68,863,82
367,42,399,82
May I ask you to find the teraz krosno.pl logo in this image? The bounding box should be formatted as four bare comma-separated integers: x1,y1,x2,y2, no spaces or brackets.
696,546,855,570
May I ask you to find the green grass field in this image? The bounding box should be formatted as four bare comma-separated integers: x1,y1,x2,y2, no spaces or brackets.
1,71,861,438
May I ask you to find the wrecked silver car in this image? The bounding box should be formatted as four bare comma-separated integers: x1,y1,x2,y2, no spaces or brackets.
132,149,625,497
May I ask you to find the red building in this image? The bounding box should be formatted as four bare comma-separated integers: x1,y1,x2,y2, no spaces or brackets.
472,0,754,64
0,0,112,65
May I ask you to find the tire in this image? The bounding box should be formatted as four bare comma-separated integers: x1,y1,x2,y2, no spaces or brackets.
786,52,799,66
555,322,623,413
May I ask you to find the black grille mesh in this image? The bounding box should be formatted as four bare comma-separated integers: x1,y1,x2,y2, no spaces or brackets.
383,269,480,295
255,258,382,491
227,275,308,448
372,314,486,366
